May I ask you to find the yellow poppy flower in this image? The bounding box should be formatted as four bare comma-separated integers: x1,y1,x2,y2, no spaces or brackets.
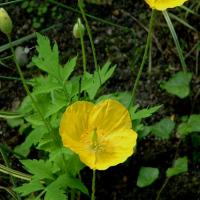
145,0,188,11
60,99,137,170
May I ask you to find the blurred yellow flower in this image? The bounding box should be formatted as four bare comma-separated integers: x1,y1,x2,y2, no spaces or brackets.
60,99,137,170
145,0,188,11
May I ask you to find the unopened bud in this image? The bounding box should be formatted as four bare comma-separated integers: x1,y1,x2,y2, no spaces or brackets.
73,18,85,39
0,8,13,36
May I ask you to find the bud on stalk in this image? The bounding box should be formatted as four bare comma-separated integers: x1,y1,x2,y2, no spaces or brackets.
0,8,13,36
73,18,85,39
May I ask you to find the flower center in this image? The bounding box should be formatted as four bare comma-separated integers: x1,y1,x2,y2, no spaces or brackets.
91,128,98,149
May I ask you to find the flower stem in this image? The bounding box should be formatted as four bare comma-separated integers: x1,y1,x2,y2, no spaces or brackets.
91,170,96,200
129,10,156,107
79,27,87,74
7,35,61,148
78,0,101,84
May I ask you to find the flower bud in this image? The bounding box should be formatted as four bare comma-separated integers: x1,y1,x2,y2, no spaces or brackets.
73,18,85,38
0,8,13,35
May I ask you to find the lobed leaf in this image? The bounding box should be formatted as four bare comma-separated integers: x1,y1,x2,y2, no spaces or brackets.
161,71,192,98
178,115,200,137
130,105,162,120
151,118,175,139
21,159,54,180
14,180,44,196
166,157,188,177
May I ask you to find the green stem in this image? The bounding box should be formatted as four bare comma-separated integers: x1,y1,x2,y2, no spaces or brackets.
79,26,87,74
35,190,46,200
0,0,23,6
49,0,129,30
162,10,187,72
155,177,170,200
0,163,31,181
0,147,21,200
91,170,96,200
148,32,153,74
78,0,101,84
0,186,18,200
129,10,156,107
7,35,61,148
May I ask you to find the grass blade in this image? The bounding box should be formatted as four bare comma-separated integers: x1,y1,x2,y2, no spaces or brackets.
163,10,187,72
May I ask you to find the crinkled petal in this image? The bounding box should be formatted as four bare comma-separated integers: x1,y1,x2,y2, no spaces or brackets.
60,101,94,149
88,99,132,135
81,129,137,170
145,0,188,10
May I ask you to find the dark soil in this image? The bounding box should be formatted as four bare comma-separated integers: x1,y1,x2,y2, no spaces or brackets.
0,0,200,200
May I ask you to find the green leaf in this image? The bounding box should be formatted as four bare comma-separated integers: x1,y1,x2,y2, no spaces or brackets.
81,72,98,100
14,126,47,157
61,56,77,82
14,180,44,196
7,118,24,128
49,148,84,176
138,126,151,138
18,95,33,114
151,118,175,139
64,175,88,195
97,92,132,108
66,154,85,177
130,105,162,120
46,174,88,196
33,76,61,95
44,187,67,200
161,71,192,98
166,157,188,177
66,76,80,97
137,167,159,187
21,159,54,180
98,61,116,84
37,133,59,152
178,115,200,137
81,61,116,100
32,33,60,79
49,147,73,171
25,113,43,126
44,99,67,118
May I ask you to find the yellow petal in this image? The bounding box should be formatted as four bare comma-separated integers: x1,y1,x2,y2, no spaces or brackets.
93,129,138,170
88,99,132,135
145,0,188,11
60,101,94,150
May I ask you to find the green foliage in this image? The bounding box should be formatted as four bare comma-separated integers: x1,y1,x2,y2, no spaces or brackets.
10,33,117,199
97,92,132,107
161,71,192,98
21,159,55,180
177,115,200,137
81,61,116,99
44,186,67,200
14,126,47,157
130,105,162,120
166,157,188,177
14,180,44,196
129,105,162,138
151,118,175,139
137,167,159,187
